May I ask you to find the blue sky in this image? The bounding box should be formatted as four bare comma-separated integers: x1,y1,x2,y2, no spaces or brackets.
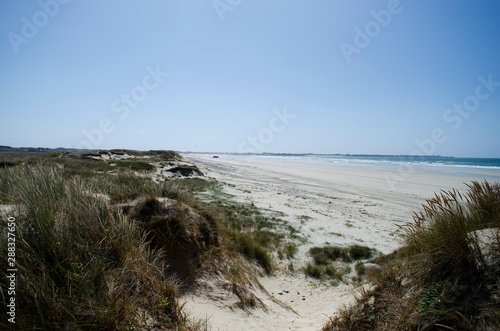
1,0,499,157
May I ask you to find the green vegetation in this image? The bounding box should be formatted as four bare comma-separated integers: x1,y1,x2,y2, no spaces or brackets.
354,261,366,276
190,180,295,274
228,232,274,273
309,244,375,265
305,263,349,281
113,160,155,171
344,220,355,228
324,181,500,331
0,150,298,329
0,165,185,330
305,244,374,280
212,202,286,274
278,243,299,259
130,196,220,282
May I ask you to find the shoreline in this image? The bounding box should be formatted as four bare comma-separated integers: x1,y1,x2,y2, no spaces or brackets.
183,152,500,255
186,153,500,194
180,153,500,330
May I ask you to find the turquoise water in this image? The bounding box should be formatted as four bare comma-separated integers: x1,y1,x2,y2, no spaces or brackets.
232,154,500,171
310,155,500,169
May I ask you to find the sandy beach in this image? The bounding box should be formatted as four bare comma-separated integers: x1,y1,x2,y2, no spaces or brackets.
180,154,500,330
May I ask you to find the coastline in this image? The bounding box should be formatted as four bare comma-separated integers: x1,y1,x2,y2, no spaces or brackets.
181,153,500,330
3,150,498,330
184,153,500,253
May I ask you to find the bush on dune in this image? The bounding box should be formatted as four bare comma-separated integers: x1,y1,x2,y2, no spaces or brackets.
130,196,221,283
324,181,500,331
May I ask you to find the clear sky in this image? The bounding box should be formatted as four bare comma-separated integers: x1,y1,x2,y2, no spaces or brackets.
1,0,499,157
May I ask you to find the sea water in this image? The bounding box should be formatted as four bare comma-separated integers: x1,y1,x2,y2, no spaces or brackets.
227,154,500,174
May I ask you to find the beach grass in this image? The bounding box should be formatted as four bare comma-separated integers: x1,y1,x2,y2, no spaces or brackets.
0,164,185,330
304,244,375,281
324,181,500,330
0,150,299,329
309,244,375,265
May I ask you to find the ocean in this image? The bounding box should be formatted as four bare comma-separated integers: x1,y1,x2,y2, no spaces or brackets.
227,154,500,172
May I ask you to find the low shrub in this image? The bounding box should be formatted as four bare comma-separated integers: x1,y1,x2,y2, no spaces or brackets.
309,244,374,264
304,263,349,280
130,197,220,282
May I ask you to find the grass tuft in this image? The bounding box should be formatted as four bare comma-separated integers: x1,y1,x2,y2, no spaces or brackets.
309,244,375,264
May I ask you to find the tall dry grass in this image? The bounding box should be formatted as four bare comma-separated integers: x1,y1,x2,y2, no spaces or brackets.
324,181,500,330
406,182,499,280
0,165,184,330
0,153,295,329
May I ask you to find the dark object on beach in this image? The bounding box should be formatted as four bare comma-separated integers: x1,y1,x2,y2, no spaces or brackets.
213,155,219,158
166,164,204,177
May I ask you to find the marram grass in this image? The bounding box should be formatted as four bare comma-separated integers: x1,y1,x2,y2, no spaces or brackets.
324,181,500,331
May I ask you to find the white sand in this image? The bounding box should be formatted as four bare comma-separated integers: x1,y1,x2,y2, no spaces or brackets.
180,154,500,330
